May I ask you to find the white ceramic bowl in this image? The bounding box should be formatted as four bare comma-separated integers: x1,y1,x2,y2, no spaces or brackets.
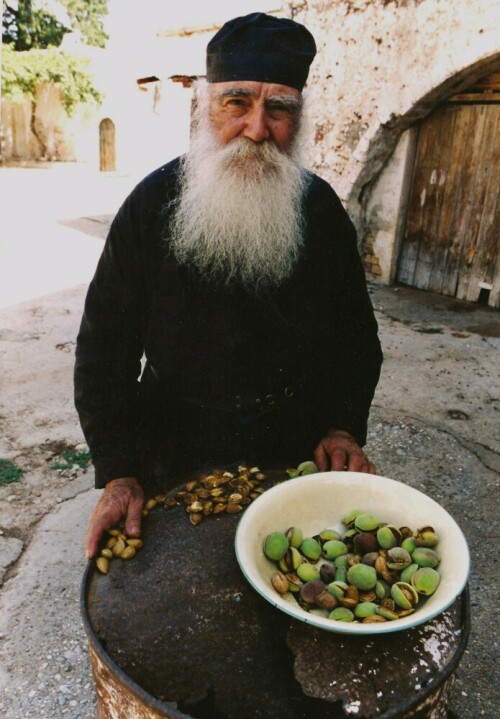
235,471,470,635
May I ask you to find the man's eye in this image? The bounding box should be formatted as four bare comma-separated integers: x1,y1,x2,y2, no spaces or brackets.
267,104,293,118
225,98,247,108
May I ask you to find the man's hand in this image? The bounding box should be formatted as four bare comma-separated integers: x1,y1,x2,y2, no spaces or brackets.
85,477,144,559
314,429,376,474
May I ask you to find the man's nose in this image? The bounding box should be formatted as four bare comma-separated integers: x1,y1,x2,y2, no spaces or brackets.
242,106,270,143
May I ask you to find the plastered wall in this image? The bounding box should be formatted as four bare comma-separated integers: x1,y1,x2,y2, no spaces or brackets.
291,0,499,280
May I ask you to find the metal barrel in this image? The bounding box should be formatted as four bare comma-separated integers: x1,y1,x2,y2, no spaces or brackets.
81,471,471,719
378,586,471,719
82,558,470,719
81,562,192,719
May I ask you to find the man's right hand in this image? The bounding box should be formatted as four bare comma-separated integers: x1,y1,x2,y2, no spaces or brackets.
85,477,144,559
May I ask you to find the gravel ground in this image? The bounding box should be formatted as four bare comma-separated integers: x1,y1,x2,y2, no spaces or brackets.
0,166,498,718
368,410,498,718
0,491,97,719
1,285,498,719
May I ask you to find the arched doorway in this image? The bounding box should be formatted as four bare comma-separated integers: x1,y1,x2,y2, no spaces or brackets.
397,73,499,307
99,118,116,172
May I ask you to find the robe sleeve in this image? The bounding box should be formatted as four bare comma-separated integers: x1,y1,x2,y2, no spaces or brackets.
326,241,382,446
74,194,146,488
308,178,383,446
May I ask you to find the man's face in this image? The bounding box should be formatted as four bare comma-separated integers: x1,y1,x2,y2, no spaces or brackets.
208,81,302,154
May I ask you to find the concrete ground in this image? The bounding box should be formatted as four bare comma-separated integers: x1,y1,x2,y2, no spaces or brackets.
0,164,499,718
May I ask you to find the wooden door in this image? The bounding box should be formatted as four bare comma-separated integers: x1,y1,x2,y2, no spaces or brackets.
397,78,500,308
99,118,116,172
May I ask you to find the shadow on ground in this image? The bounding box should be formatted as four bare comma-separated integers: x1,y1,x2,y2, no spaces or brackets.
370,284,500,338
58,215,114,240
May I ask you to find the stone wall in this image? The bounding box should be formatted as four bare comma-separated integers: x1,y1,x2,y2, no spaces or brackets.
291,0,499,279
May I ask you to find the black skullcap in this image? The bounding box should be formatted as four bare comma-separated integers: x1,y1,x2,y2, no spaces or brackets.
206,13,316,91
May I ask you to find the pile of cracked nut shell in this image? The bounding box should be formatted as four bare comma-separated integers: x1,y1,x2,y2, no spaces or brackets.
264,510,441,623
96,528,144,575
95,466,268,574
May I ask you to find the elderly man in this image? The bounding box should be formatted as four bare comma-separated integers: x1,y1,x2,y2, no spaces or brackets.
76,13,383,558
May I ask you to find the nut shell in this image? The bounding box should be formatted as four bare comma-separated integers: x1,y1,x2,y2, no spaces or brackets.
96,557,109,574
120,545,136,560
322,539,349,560
300,537,322,561
347,563,377,591
264,532,289,561
354,513,380,532
271,571,289,595
412,567,441,595
300,579,326,605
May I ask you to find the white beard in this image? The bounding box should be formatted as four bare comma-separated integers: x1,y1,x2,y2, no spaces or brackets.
168,84,309,291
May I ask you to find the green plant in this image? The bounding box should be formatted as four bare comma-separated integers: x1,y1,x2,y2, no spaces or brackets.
3,0,109,50
0,459,23,485
1,42,103,156
61,0,109,49
51,448,92,472
1,43,102,115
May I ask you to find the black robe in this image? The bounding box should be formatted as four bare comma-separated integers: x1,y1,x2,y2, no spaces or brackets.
74,157,383,492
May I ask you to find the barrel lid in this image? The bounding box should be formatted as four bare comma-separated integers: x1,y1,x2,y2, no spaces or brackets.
83,468,470,718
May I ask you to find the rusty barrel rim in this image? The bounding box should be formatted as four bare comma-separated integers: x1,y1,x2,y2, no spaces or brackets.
376,583,471,719
82,560,470,719
81,560,191,719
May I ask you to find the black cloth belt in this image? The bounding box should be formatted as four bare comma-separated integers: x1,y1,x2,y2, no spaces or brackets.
179,380,305,424
148,363,306,423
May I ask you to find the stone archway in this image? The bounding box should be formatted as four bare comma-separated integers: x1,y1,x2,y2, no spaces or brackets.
359,53,500,304
99,118,116,172
396,76,499,307
353,53,500,217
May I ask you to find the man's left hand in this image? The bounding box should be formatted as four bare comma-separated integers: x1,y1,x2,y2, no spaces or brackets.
314,429,376,474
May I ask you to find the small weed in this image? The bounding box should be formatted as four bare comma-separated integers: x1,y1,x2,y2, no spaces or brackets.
0,459,23,485
51,448,92,472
